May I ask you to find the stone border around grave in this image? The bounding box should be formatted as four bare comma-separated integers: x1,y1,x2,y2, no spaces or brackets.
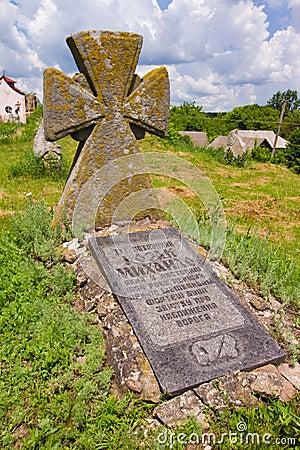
60,218,299,427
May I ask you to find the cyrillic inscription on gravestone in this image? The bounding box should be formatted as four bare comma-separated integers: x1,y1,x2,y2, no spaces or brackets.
89,228,285,394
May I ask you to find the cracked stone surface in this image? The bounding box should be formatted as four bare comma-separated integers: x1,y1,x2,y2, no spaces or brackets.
194,372,258,410
194,365,296,409
154,391,208,428
61,219,298,417
278,362,300,390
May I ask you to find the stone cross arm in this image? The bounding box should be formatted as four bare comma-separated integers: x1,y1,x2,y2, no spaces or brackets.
43,30,170,142
42,30,170,228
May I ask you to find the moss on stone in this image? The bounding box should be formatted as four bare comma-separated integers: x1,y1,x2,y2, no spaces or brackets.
44,30,170,228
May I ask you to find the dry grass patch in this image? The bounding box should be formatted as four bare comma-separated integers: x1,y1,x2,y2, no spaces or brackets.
164,185,198,199
226,199,286,219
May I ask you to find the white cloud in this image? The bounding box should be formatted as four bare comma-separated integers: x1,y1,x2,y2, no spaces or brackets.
0,1,45,79
1,0,300,110
249,26,300,83
28,0,59,36
288,0,300,6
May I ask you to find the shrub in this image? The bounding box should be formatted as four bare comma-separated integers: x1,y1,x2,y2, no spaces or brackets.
224,149,251,167
283,127,300,174
169,101,206,131
252,147,287,165
10,199,62,263
194,146,251,167
202,145,227,163
8,149,69,180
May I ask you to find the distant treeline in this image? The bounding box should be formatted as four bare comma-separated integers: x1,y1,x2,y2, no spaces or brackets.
170,90,300,143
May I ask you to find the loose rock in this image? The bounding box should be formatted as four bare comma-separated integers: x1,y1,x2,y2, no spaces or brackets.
154,391,208,428
277,362,300,390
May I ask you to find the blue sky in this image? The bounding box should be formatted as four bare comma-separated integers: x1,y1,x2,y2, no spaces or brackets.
2,0,300,111
157,0,172,9
254,1,291,35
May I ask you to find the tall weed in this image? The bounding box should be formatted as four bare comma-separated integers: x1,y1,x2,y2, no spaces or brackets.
8,149,69,181
0,122,20,144
197,216,300,309
224,225,300,306
0,201,158,449
10,199,61,262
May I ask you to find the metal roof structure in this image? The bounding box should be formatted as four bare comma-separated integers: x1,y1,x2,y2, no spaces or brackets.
178,131,209,147
208,129,288,157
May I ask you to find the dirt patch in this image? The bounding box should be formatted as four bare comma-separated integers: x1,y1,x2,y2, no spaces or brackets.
259,163,287,173
254,176,273,184
228,186,273,200
214,167,232,176
226,199,284,219
231,183,250,188
164,185,198,199
0,210,14,217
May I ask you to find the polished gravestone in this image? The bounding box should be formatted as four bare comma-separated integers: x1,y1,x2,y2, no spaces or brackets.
89,228,285,394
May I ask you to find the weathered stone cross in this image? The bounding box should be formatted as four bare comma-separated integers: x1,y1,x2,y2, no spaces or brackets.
43,30,169,227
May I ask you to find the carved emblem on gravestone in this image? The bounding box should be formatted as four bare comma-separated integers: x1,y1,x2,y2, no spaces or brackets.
89,228,285,394
43,30,170,227
191,334,238,366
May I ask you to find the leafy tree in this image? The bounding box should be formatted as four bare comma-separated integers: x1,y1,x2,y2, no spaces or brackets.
204,113,232,142
267,89,300,112
282,109,300,140
169,102,206,131
222,104,280,132
169,103,234,142
283,127,300,173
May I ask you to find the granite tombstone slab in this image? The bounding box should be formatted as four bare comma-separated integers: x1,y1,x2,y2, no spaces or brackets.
89,228,285,394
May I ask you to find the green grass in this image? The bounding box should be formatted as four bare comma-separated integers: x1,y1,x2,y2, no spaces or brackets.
209,397,300,449
0,122,299,448
0,200,159,449
141,136,300,308
142,138,300,260
0,115,75,230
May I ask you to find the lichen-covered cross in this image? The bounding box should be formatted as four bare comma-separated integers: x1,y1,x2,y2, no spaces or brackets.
43,30,169,227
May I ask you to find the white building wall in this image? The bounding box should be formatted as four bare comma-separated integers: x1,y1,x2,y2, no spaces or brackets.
0,79,26,124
